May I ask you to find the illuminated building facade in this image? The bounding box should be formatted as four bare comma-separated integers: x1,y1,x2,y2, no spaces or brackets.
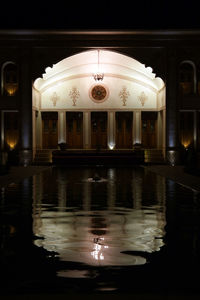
0,30,199,165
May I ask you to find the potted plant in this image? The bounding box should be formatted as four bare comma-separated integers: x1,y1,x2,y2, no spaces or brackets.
58,142,67,150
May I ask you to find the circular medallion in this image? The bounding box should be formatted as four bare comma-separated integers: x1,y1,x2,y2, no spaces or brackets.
89,84,109,103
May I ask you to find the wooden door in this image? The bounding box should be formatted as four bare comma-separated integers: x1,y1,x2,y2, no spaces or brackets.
91,112,107,149
116,112,133,149
142,112,157,148
42,112,58,149
66,112,83,149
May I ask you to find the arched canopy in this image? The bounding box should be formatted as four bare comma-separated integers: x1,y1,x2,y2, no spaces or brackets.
33,50,165,111
34,50,164,92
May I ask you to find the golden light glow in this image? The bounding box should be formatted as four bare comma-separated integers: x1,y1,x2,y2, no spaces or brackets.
7,141,17,150
182,140,192,148
91,237,108,261
5,83,18,96
108,142,115,150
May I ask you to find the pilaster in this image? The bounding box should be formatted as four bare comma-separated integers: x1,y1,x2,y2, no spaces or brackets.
108,111,115,149
19,48,32,165
133,111,141,145
58,111,66,144
166,48,180,165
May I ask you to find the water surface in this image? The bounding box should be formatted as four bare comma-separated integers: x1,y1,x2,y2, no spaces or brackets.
0,166,200,294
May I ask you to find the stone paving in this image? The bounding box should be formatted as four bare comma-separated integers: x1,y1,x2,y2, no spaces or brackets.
142,165,200,192
0,166,51,188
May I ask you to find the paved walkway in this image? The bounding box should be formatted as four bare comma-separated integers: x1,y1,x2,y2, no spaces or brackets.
142,165,200,192
1,164,200,192
0,166,51,188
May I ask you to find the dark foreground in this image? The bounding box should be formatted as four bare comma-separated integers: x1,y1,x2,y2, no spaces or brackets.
0,166,200,299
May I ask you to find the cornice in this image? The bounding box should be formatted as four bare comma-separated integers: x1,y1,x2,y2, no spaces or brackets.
1,29,200,47
0,29,200,36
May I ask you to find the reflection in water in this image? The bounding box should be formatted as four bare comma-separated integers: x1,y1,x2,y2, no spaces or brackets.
1,166,200,293
32,167,166,268
91,237,108,261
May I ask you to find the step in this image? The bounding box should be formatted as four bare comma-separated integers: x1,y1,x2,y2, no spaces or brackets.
35,153,51,157
144,149,165,163
33,149,53,165
34,157,52,161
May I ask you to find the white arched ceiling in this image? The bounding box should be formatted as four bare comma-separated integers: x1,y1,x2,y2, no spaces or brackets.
33,50,165,110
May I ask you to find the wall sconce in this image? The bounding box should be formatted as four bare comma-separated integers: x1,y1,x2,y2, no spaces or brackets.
6,141,17,150
5,83,18,96
182,140,191,149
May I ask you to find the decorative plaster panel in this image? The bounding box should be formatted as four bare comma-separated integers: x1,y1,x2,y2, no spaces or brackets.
40,77,157,110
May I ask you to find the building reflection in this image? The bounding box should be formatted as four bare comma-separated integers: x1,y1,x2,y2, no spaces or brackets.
1,166,199,291
91,237,109,261
0,179,33,247
32,167,166,267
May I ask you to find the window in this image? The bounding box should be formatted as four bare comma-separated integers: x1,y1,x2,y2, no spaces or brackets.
1,62,18,96
179,61,196,96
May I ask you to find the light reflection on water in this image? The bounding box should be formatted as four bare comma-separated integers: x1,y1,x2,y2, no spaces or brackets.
32,167,166,269
2,166,200,293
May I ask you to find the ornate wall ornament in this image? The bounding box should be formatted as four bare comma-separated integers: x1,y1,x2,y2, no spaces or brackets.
119,86,130,106
50,92,59,107
138,91,148,106
89,84,109,103
69,87,80,106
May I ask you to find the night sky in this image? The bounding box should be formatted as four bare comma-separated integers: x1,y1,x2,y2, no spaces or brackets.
0,1,199,30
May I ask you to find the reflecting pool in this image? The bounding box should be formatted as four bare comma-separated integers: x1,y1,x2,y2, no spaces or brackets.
1,166,200,295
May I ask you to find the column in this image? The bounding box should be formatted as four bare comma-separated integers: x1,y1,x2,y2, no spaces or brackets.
194,111,197,150
157,111,162,149
19,48,33,165
83,111,91,149
166,48,180,165
1,111,4,150
196,111,200,152
108,111,115,149
58,111,66,144
32,109,36,158
36,110,42,149
162,109,166,159
133,111,141,145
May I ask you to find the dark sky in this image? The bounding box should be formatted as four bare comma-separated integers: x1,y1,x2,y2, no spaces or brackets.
0,1,199,30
